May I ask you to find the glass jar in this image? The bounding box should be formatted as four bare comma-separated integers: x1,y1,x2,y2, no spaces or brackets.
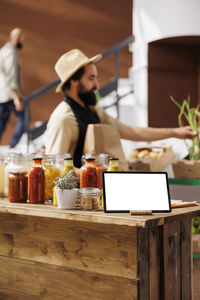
61,157,74,175
53,157,74,206
8,171,28,203
0,154,5,196
29,158,45,204
78,187,101,210
55,153,71,171
95,154,108,190
80,157,97,188
108,158,120,171
43,155,60,201
8,154,29,203
4,153,15,196
5,153,28,196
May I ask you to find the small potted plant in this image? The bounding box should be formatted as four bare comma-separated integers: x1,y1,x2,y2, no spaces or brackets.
54,169,78,209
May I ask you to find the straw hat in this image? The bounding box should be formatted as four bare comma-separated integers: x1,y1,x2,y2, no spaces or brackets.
55,49,102,93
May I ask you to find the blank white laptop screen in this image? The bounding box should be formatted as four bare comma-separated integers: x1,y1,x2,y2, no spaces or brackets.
102,172,171,213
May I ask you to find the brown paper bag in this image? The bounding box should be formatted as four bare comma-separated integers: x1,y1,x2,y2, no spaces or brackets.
83,124,128,171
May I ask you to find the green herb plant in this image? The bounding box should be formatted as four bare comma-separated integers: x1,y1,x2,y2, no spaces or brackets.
54,169,78,190
170,95,200,160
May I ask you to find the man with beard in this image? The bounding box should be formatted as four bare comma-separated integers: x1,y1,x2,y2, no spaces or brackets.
0,28,24,148
45,49,196,168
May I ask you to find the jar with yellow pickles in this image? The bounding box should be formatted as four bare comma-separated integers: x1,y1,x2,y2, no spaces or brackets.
43,155,60,202
108,158,120,172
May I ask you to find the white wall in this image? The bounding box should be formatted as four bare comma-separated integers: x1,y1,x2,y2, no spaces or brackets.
131,0,200,127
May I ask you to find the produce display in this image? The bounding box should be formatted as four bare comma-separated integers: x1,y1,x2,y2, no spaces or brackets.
128,148,164,159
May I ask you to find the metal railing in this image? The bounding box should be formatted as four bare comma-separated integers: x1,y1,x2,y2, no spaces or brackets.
23,35,134,151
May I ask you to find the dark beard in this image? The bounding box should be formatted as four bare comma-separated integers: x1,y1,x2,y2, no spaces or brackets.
78,91,97,106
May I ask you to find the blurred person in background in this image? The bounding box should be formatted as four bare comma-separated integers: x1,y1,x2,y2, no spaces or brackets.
46,49,196,168
0,28,24,148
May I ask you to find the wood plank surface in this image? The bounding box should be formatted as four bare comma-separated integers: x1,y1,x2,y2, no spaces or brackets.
149,227,162,300
0,256,137,300
163,220,181,300
0,213,137,279
137,227,149,300
193,257,200,300
180,218,192,300
1,198,200,228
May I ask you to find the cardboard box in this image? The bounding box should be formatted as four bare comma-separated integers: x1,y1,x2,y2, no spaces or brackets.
172,159,200,179
127,145,175,172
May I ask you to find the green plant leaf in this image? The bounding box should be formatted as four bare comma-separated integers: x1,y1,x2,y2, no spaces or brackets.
170,95,200,160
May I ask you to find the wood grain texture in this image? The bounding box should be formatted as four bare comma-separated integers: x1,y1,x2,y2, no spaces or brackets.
193,258,200,300
149,227,162,300
0,256,137,300
0,213,137,279
180,218,192,300
163,220,181,300
1,198,200,228
0,198,199,299
137,227,149,300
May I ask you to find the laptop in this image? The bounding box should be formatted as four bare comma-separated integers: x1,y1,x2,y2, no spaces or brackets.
102,172,171,213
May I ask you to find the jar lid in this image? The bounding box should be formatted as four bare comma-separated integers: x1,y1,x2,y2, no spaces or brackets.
42,154,55,159
79,187,101,195
64,157,73,160
109,158,119,161
85,157,95,161
9,171,28,176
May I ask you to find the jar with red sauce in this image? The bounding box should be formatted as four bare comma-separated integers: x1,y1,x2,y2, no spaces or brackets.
95,154,108,190
8,155,29,203
8,171,28,203
29,158,45,204
80,157,97,188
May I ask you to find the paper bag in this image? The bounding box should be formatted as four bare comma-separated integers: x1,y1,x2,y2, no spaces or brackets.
83,124,128,171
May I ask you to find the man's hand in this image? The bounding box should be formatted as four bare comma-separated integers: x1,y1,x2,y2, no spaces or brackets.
74,167,80,179
12,89,24,111
172,126,197,140
14,98,24,111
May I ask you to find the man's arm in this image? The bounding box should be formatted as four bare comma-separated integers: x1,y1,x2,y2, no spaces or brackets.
95,105,196,141
4,50,23,111
119,123,196,141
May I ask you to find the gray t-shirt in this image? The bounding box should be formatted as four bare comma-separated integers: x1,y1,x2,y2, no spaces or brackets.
0,42,22,103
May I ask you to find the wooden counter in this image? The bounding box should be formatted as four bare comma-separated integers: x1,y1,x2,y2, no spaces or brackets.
0,198,200,300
